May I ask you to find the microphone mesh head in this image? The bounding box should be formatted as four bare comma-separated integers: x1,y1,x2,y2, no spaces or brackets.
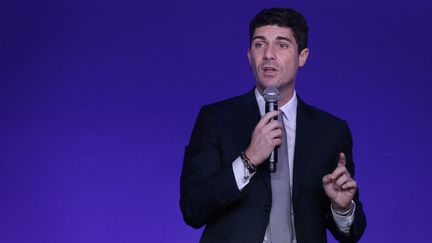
263,87,280,102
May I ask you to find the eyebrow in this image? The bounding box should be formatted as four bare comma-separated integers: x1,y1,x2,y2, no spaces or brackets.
251,36,266,42
276,36,293,43
251,36,293,43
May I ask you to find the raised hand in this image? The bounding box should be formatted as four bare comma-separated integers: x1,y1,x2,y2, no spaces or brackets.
322,153,357,211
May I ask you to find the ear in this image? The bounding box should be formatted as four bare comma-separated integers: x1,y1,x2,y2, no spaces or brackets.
298,48,309,67
247,48,251,65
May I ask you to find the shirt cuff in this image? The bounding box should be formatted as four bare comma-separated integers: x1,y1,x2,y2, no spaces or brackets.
232,156,255,191
331,201,356,234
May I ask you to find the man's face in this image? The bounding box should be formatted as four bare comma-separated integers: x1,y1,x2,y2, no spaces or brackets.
248,25,309,94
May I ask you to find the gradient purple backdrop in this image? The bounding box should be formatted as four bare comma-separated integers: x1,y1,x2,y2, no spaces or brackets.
1,0,431,242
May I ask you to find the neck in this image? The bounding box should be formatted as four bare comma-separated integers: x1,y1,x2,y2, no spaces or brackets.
277,88,294,107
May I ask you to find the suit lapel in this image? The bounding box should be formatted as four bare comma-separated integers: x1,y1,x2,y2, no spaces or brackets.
236,89,261,151
292,97,318,210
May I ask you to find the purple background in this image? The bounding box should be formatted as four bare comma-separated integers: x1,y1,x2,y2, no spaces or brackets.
1,0,431,242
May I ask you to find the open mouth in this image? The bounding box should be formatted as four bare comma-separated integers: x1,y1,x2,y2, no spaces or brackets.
263,66,277,75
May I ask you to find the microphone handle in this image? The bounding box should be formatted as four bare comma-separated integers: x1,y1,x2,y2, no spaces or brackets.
265,101,278,172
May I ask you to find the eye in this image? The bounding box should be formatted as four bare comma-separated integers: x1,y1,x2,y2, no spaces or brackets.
277,43,289,49
254,42,266,49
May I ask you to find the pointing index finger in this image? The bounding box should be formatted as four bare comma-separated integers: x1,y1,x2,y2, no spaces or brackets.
338,152,346,167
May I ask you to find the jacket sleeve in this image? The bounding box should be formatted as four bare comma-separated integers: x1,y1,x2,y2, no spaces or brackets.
179,105,243,228
327,121,367,242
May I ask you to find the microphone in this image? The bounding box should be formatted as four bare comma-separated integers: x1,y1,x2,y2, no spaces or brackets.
263,87,280,173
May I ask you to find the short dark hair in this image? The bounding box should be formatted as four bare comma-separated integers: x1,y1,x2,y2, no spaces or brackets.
249,8,309,53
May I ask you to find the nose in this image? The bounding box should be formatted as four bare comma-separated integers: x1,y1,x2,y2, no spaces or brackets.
264,44,276,60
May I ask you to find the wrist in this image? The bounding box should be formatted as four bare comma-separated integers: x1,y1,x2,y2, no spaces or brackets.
241,151,257,173
244,149,258,166
332,200,355,216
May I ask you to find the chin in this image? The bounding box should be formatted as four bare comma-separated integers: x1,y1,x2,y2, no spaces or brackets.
259,80,280,89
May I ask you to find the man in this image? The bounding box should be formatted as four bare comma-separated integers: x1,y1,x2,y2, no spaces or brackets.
180,8,366,243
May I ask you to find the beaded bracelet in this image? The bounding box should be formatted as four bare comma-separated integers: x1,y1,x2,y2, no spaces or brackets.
240,151,257,173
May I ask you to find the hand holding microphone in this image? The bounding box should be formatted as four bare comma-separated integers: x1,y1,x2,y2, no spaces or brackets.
245,87,282,171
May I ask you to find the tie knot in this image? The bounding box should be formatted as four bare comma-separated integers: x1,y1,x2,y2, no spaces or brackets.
278,111,286,126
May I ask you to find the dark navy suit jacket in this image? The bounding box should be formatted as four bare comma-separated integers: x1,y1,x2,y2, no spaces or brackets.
180,89,366,243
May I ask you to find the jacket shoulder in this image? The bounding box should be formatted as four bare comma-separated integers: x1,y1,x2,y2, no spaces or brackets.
298,98,348,127
202,90,255,113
